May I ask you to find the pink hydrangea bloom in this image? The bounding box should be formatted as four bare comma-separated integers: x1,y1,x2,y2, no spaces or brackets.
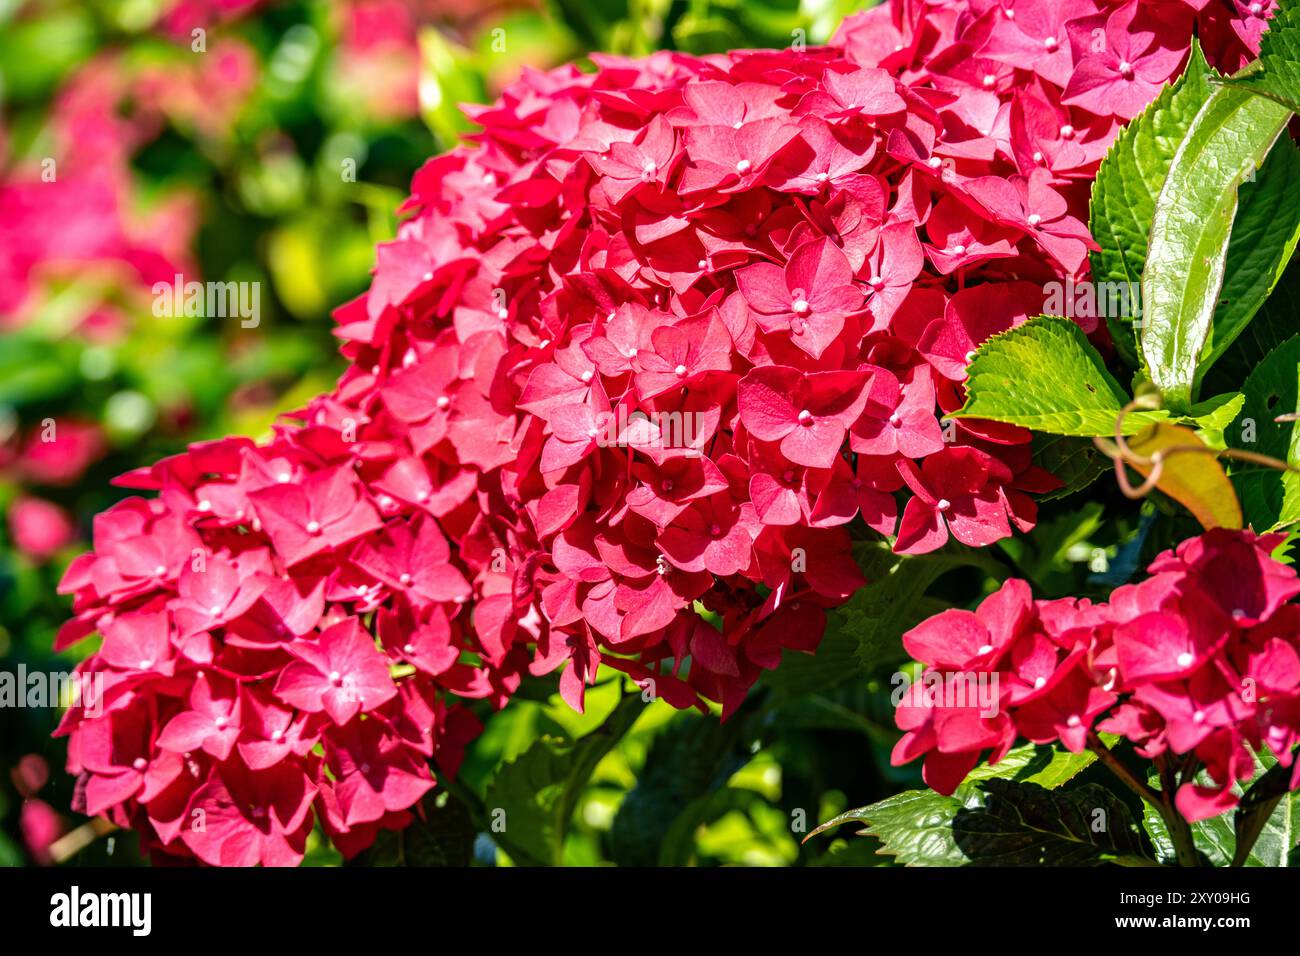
55,0,1271,862
894,531,1300,824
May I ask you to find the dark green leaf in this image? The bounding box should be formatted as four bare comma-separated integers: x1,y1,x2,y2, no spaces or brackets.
1141,751,1298,867
836,542,1003,673
1232,758,1296,867
610,707,755,866
1204,258,1300,394
1031,434,1109,501
484,693,643,866
1230,335,1300,530
810,779,1152,866
1196,138,1300,386
348,791,476,867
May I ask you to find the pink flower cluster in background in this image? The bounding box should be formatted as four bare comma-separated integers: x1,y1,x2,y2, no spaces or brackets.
895,530,1300,822
54,0,1273,863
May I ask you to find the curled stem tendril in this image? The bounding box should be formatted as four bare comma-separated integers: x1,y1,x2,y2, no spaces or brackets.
1091,396,1299,502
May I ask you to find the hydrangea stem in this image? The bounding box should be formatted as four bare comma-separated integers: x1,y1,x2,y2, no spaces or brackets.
1087,733,1199,867
1155,754,1202,868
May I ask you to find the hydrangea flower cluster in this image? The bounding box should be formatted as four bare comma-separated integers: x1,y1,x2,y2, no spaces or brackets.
55,0,1272,863
894,530,1300,822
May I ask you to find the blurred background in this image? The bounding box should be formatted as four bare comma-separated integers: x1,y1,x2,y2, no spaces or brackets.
0,0,905,867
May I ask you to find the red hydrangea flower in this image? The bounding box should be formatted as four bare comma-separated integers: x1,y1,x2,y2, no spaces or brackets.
54,0,1268,862
893,530,1300,824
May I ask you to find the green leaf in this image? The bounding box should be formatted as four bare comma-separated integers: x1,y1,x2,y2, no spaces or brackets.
1141,82,1293,411
761,615,867,697
1031,434,1109,500
484,693,642,866
835,542,1003,673
810,779,1152,866
1232,758,1298,867
956,316,1167,436
1090,42,1212,367
348,791,476,867
954,780,1152,865
1196,139,1300,387
1182,392,1246,432
1124,423,1243,530
1221,0,1300,112
1204,258,1300,395
1142,751,1299,866
1230,335,1300,530
808,788,971,866
999,501,1106,594
1140,800,1233,866
963,741,1102,790
609,709,755,867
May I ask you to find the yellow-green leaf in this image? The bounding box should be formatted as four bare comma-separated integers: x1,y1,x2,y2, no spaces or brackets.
1125,423,1243,529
